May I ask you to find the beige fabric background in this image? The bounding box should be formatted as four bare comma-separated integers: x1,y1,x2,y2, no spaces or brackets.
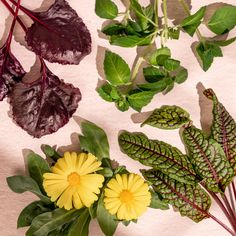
0,0,236,235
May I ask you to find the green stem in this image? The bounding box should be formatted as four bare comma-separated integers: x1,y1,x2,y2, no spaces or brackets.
121,9,130,25
131,56,144,81
154,0,159,27
163,0,168,30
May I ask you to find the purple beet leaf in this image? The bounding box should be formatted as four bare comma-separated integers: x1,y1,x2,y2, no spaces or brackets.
10,60,81,138
23,0,91,65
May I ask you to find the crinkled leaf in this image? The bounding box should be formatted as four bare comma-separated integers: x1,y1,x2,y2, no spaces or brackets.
104,51,131,86
142,105,190,129
196,42,223,71
97,195,118,236
135,4,154,31
208,6,236,35
25,0,91,65
17,201,53,228
115,97,129,112
10,64,81,138
149,47,171,66
0,45,25,100
142,169,211,223
182,125,234,192
26,208,81,236
119,131,197,185
204,89,236,173
174,68,188,84
79,121,110,160
181,7,206,36
143,66,167,83
110,35,152,47
7,175,51,203
128,91,155,112
95,0,118,20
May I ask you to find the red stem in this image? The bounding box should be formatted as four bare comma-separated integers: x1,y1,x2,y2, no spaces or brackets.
229,184,236,212
221,193,236,222
232,181,236,211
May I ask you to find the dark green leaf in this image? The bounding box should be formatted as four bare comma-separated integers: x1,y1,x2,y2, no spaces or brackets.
162,78,174,95
142,105,190,129
116,98,130,112
168,27,180,40
211,37,236,47
143,66,167,83
97,167,114,177
149,47,171,66
204,89,236,173
128,91,155,111
163,59,180,71
68,209,91,236
97,195,118,236
42,145,61,162
97,83,113,102
104,51,131,86
17,201,52,228
95,0,118,20
119,131,197,185
208,6,236,35
181,7,206,36
182,125,234,192
174,68,188,84
102,23,125,36
7,176,51,203
27,152,50,192
142,169,211,223
137,80,166,92
79,121,110,160
110,35,152,47
149,190,169,210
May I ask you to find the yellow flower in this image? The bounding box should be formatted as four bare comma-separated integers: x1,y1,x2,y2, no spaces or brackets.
104,173,151,221
43,152,104,210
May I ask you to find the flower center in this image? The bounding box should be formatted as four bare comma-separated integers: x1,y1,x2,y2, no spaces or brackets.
67,172,80,186
119,190,133,203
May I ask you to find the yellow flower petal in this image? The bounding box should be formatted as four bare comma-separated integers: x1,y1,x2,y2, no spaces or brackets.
77,185,98,207
104,188,120,198
73,192,83,209
107,178,123,193
121,174,128,189
80,174,104,194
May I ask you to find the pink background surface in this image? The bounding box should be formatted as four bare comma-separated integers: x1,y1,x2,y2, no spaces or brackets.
0,0,236,235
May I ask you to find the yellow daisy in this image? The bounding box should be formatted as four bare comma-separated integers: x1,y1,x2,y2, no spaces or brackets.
104,173,151,221
43,152,104,210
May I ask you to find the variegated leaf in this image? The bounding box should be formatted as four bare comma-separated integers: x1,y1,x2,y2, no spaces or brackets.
119,131,197,185
142,105,190,129
141,169,211,223
182,125,234,192
204,88,236,173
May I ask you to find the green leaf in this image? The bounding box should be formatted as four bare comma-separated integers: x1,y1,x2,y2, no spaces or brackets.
26,209,81,236
17,201,52,228
168,27,180,40
79,121,110,160
174,68,188,84
97,195,118,236
97,83,113,102
102,23,125,36
181,7,206,36
7,176,51,204
137,80,166,93
149,190,169,210
128,91,155,112
196,42,223,71
149,47,171,66
143,66,167,83
104,51,131,86
182,125,234,192
110,35,152,47
119,132,197,185
42,145,61,162
116,98,130,112
142,169,211,223
97,167,114,177
163,59,180,71
208,6,236,35
204,89,236,173
142,105,190,129
211,36,236,47
68,209,91,236
27,152,50,192
95,0,118,20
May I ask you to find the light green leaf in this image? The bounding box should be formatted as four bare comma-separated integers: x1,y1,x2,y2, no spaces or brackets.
104,51,131,86
149,190,169,210
163,58,180,71
119,132,197,185
175,68,188,84
97,83,113,102
149,47,171,66
142,169,211,223
142,105,190,129
208,6,236,35
128,91,155,111
110,35,152,47
95,0,118,19
182,125,234,192
97,195,118,236
181,7,206,36
79,121,110,160
7,176,51,204
143,66,167,83
137,80,167,92
97,167,114,177
116,98,130,112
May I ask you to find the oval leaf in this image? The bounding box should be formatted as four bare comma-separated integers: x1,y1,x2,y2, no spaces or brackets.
95,0,118,20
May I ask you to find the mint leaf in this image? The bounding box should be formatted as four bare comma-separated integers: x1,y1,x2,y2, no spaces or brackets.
175,67,188,84
208,6,236,35
137,80,167,92
143,66,167,83
163,58,180,71
211,37,236,47
110,35,152,47
95,0,118,19
97,83,113,102
102,23,125,36
104,51,131,86
149,47,171,66
181,7,206,36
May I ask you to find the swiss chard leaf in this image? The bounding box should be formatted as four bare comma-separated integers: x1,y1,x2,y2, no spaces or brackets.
0,45,25,101
10,63,81,138
25,0,91,65
141,105,190,129
208,6,236,35
204,89,236,173
142,169,211,223
119,131,197,185
95,0,118,20
182,125,234,192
